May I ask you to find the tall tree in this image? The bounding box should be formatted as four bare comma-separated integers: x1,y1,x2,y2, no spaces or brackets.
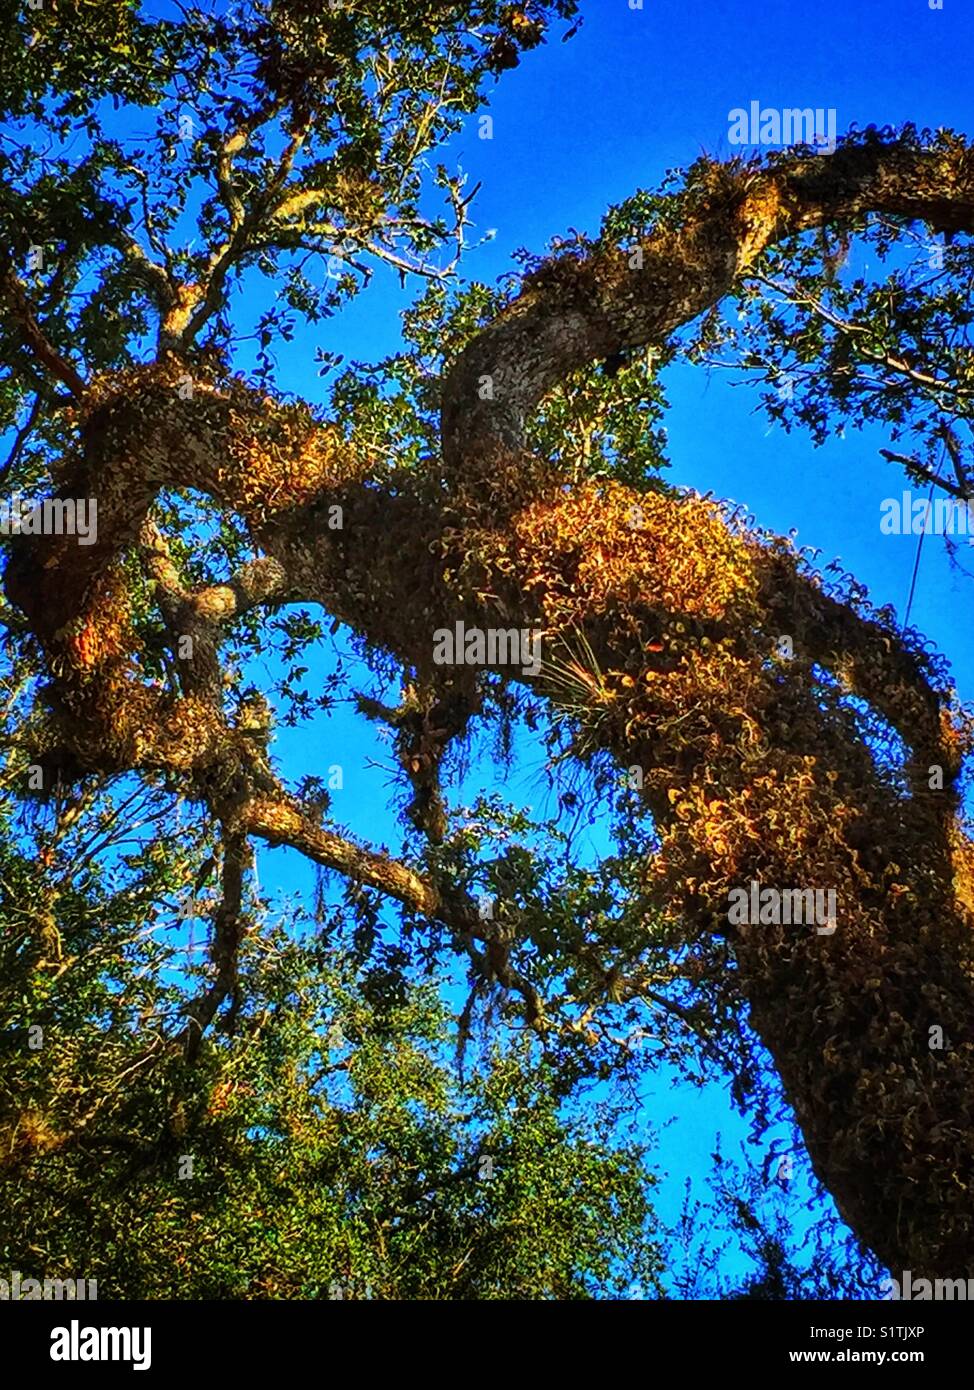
2,0,974,1283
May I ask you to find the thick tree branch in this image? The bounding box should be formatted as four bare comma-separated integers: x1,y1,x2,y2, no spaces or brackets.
441,136,974,479
240,794,443,919
7,132,974,1276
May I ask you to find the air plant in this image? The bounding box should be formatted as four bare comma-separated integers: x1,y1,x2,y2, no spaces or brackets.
538,627,616,755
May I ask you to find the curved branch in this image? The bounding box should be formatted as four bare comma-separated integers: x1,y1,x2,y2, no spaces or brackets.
442,134,974,476
6,131,974,1277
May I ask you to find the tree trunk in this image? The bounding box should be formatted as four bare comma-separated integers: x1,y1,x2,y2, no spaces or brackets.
7,134,974,1278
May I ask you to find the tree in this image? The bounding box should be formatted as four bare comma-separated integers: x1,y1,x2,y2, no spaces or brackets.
1,0,974,1286
0,811,662,1298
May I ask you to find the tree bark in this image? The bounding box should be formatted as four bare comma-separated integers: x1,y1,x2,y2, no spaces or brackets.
7,134,974,1277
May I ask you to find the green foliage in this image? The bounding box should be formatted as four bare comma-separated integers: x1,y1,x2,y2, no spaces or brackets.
1,7,970,1300
0,866,663,1299
327,275,671,493
0,0,176,121
682,127,974,517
